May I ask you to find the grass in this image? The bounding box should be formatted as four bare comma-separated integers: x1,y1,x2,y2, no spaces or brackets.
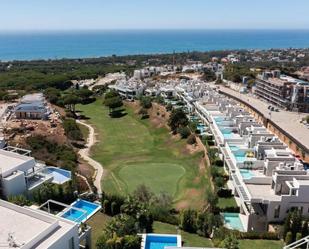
78,122,89,140
239,239,284,249
153,221,214,247
86,212,112,248
77,100,211,209
218,197,238,209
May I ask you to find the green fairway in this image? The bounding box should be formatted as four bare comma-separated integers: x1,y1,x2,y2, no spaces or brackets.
77,100,209,208
118,163,185,195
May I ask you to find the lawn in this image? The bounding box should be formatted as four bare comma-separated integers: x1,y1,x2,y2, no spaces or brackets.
77,100,210,209
86,212,112,249
153,221,214,248
218,197,238,209
239,239,284,249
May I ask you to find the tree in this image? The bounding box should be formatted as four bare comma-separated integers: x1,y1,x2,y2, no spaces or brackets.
63,94,80,112
133,184,153,204
140,96,152,109
180,209,197,233
178,126,191,139
221,234,240,249
206,189,218,213
104,96,123,111
168,109,189,132
285,231,293,245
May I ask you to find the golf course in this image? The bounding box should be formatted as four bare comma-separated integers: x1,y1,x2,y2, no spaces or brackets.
77,99,211,209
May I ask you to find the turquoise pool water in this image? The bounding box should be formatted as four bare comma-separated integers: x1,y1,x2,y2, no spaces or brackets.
223,213,245,231
229,145,240,151
145,235,178,249
240,169,255,179
62,199,101,223
233,151,248,163
214,117,226,122
45,167,71,184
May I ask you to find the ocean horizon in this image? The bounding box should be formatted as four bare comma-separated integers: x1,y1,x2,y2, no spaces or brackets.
0,29,309,61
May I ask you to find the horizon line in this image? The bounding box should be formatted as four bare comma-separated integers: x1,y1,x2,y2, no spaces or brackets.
1,28,309,33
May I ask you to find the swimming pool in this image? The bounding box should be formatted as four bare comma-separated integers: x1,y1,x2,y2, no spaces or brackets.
229,145,240,151
214,116,226,123
240,169,255,179
45,167,71,184
61,199,101,223
143,234,181,249
223,213,245,231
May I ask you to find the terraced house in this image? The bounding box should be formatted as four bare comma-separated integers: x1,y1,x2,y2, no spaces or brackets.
179,83,309,232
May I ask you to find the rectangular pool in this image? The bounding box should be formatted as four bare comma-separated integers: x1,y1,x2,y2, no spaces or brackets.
61,199,101,223
222,213,245,231
240,169,255,179
143,234,181,249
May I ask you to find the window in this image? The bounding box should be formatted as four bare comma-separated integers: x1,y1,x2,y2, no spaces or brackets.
274,205,280,218
291,189,297,196
69,237,74,249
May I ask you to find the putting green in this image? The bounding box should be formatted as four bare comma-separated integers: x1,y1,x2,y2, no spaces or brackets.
117,163,186,196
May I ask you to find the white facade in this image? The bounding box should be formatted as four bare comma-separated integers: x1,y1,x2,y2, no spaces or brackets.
177,82,309,232
0,200,80,249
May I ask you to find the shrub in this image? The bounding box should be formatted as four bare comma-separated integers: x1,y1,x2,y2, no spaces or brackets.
217,188,232,198
214,159,224,167
285,231,293,244
180,209,197,233
220,206,240,213
207,140,215,146
187,134,196,144
140,96,152,109
178,126,191,139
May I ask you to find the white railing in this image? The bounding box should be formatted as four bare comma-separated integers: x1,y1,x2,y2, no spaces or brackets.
284,235,309,249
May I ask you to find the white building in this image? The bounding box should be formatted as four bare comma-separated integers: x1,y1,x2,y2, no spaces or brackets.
179,83,309,232
0,199,88,249
0,147,71,198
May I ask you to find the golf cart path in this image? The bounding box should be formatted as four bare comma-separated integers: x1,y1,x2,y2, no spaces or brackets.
77,119,103,197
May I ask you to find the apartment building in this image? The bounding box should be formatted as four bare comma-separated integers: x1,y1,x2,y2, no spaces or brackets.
255,70,309,112
0,146,71,198
178,84,309,232
14,93,51,120
108,79,146,100
0,200,85,249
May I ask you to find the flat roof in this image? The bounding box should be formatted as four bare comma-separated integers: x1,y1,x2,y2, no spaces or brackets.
219,87,309,153
0,200,77,249
0,150,35,176
246,184,281,202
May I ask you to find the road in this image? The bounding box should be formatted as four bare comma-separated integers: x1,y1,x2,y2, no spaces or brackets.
218,86,309,151
77,119,103,197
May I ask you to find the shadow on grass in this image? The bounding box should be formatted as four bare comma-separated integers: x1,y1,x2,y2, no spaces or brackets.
109,109,127,118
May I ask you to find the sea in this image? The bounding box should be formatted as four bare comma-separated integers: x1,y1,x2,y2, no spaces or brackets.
0,30,309,61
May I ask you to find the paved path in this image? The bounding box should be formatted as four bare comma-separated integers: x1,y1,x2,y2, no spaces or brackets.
77,120,103,197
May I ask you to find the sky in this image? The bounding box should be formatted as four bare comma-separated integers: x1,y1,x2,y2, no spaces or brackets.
1,0,309,31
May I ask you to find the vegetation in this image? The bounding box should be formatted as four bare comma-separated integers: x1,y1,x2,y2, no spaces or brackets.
63,118,83,141
168,108,189,132
26,135,78,172
77,100,209,208
283,210,309,244
103,90,124,116
32,182,76,205
223,64,256,83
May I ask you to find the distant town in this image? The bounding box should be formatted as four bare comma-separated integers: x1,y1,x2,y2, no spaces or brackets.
1,48,309,249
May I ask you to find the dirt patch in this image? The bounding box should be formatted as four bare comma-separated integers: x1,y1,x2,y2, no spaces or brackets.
77,159,95,179
176,188,204,210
